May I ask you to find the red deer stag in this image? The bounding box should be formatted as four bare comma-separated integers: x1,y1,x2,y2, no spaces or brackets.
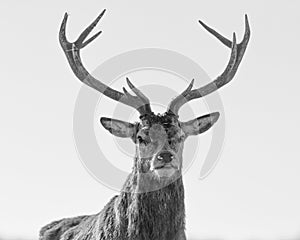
39,9,250,240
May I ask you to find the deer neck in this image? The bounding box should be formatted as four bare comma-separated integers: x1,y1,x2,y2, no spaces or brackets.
124,171,185,239
112,157,185,239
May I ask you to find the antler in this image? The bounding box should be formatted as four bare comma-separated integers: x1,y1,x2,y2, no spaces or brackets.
59,10,152,116
167,15,250,116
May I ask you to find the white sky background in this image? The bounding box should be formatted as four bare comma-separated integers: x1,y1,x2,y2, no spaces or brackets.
1,0,300,239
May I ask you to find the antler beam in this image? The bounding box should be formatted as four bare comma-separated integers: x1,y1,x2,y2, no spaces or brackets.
167,15,250,116
59,10,152,116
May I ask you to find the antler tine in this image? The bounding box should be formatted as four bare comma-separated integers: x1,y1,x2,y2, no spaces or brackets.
59,11,152,116
126,78,152,113
167,15,250,116
76,9,106,47
198,15,250,48
167,79,194,116
198,14,250,76
126,78,150,103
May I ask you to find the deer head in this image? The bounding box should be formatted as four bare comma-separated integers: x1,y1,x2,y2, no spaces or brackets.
59,9,250,190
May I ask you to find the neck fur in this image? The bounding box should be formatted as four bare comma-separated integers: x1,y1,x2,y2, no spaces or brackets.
114,166,185,239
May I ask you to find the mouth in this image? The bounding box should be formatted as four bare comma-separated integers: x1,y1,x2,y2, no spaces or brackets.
153,162,179,178
154,165,177,178
154,163,176,170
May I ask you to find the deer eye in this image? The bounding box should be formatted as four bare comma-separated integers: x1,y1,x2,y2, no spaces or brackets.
168,136,184,145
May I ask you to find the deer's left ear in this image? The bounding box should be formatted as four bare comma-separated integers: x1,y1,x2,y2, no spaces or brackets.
181,112,220,136
100,117,136,138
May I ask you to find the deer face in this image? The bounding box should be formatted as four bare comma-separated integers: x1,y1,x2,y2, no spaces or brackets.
100,112,219,180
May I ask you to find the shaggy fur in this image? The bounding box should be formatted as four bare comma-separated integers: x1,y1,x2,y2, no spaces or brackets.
39,157,185,240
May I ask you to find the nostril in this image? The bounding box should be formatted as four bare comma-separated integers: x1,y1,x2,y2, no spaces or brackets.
157,151,173,163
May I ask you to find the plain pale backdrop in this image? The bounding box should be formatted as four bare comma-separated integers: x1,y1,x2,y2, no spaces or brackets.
0,0,300,239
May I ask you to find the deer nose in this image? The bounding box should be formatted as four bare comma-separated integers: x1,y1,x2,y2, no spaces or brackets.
157,151,174,163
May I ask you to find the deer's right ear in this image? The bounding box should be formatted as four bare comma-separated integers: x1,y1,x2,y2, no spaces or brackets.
100,117,136,138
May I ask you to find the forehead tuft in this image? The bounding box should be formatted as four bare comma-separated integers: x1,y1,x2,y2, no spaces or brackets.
140,112,178,127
